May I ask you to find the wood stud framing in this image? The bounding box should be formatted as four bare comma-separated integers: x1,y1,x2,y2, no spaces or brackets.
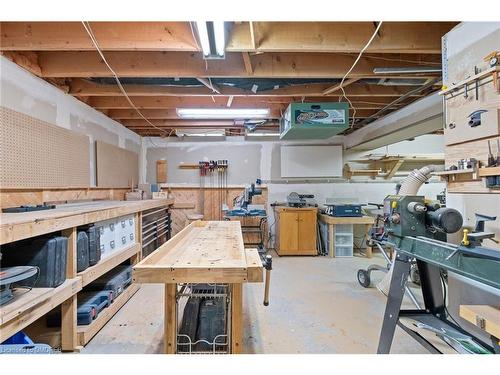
0,21,455,135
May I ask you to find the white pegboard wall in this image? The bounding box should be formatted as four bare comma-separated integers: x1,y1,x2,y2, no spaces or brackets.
0,106,90,188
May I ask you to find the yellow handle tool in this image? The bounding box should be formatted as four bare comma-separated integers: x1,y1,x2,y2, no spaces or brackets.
462,228,470,246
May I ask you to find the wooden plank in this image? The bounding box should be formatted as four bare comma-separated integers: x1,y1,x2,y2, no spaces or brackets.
478,167,500,177
385,159,405,179
241,52,253,74
230,283,243,354
134,221,262,284
36,51,440,78
78,243,140,287
165,284,177,354
0,277,82,342
459,305,500,339
227,22,455,53
1,22,454,54
71,79,431,98
0,199,173,245
0,22,198,51
156,160,167,183
76,284,140,346
61,227,77,351
89,95,401,110
245,248,263,282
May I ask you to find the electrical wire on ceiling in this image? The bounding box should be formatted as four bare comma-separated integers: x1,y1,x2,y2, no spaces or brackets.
340,52,442,66
81,21,173,139
338,21,383,128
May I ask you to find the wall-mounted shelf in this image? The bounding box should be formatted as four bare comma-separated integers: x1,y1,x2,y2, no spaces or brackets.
434,169,481,182
478,166,500,177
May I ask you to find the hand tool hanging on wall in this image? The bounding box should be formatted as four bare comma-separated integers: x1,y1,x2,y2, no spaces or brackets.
486,140,498,188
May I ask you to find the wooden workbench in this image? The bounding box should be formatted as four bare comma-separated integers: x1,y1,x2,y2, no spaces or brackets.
318,214,375,258
0,199,173,351
133,220,263,354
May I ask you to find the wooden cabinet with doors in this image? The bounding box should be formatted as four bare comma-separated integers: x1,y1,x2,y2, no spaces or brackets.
275,207,318,255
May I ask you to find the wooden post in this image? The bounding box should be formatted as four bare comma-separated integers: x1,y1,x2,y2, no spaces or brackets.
165,283,177,354
231,283,243,354
131,212,142,264
365,224,373,258
329,224,335,258
61,227,77,351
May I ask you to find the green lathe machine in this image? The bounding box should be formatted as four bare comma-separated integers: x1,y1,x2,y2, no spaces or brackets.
376,193,500,354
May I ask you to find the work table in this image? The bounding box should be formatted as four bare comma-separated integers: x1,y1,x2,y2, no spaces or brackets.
0,199,174,245
133,220,264,353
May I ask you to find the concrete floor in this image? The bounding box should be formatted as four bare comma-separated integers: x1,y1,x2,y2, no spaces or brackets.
82,253,425,354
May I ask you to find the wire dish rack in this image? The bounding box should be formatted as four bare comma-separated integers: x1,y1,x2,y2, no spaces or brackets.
175,283,231,354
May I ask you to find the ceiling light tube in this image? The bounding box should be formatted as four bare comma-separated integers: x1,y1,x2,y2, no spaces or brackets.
213,21,226,57
177,108,270,119
195,21,210,56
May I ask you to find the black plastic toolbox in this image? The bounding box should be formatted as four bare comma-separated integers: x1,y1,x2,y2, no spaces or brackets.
76,231,90,272
178,297,201,353
83,265,132,299
195,298,226,352
1,236,67,287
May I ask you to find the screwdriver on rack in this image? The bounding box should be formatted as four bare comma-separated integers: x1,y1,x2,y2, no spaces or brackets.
486,140,497,188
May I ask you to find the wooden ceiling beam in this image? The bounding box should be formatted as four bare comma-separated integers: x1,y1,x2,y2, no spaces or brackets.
322,78,362,95
1,51,41,75
69,79,433,97
121,119,279,129
88,95,406,109
227,22,456,54
0,22,198,51
0,22,455,54
107,107,379,120
36,51,441,78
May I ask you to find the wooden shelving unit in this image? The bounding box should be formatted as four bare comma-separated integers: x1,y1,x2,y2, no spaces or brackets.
76,284,140,346
78,243,141,287
0,199,173,351
0,277,82,342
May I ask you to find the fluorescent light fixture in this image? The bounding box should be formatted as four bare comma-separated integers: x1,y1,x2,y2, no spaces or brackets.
194,21,225,58
195,21,211,57
177,108,270,119
373,67,442,74
175,129,226,137
213,21,225,57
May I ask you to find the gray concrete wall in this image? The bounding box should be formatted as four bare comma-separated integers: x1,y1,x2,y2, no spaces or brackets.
0,56,141,186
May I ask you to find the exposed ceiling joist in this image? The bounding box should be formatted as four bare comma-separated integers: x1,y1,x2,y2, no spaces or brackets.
35,51,441,78
0,22,199,51
105,107,381,120
68,79,432,97
87,95,409,109
0,22,455,54
227,22,456,54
